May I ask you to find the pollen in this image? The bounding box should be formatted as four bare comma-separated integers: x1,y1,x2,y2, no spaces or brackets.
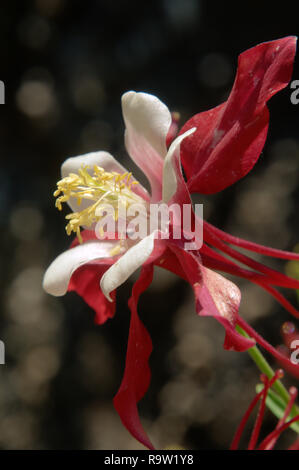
54,164,143,242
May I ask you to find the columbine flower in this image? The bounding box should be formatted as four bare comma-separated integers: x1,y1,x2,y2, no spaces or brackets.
43,36,299,449
230,370,299,450
44,91,255,449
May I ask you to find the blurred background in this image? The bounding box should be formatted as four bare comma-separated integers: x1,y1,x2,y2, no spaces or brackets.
0,0,298,450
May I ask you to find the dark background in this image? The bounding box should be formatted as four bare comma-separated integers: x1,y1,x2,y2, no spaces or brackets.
0,0,298,450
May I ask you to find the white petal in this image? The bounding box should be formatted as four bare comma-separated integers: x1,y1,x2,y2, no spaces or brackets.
162,128,196,203
122,91,172,202
122,91,171,158
43,240,118,296
100,232,156,301
61,151,127,178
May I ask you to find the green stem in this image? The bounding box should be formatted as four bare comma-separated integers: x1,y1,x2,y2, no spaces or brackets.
236,325,299,420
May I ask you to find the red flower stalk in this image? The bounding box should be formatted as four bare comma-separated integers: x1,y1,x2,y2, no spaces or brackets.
230,370,299,450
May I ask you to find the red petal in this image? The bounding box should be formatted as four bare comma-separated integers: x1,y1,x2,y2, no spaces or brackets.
68,262,116,325
113,265,155,450
169,245,254,352
199,266,254,351
180,36,297,194
69,231,121,325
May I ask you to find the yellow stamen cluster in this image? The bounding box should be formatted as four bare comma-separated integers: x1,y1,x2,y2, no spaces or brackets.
54,164,140,243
